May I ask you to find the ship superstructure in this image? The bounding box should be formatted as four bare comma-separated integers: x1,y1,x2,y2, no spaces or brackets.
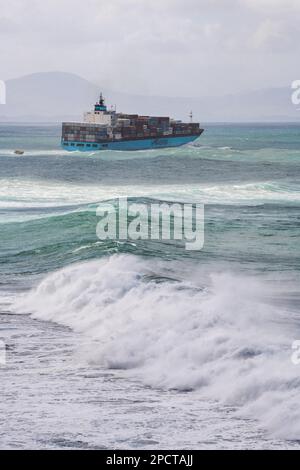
61,93,204,151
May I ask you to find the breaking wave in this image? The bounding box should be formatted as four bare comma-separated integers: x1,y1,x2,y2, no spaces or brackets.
0,178,299,213
12,254,300,440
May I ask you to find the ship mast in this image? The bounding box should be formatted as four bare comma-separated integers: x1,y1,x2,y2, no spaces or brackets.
99,92,105,107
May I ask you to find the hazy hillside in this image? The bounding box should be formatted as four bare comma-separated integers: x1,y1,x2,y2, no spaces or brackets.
0,72,298,122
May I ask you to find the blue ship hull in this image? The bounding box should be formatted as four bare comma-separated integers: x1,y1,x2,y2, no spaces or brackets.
62,134,200,152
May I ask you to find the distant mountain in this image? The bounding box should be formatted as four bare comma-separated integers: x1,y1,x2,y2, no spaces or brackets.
0,71,299,122
1,72,98,122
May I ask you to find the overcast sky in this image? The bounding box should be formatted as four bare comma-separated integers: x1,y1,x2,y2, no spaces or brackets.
0,0,299,97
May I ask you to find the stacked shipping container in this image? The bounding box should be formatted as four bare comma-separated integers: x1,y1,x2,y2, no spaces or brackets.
62,114,202,144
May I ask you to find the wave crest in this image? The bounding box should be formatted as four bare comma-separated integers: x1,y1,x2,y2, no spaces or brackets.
12,254,300,440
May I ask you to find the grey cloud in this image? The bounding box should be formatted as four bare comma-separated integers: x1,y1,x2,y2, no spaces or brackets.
0,0,298,97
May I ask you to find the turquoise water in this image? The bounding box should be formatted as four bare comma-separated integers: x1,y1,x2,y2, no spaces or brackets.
1,123,300,449
1,124,299,278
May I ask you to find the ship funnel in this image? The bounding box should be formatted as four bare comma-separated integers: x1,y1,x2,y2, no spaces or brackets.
95,92,107,112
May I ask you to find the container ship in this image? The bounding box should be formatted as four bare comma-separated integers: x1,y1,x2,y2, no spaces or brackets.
61,93,204,151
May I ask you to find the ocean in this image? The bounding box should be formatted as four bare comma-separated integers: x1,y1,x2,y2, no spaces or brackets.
0,123,300,449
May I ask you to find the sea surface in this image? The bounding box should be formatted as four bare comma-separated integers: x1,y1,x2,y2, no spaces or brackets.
0,123,300,449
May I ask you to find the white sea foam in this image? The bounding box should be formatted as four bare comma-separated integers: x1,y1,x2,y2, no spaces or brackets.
0,178,299,215
12,254,300,440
